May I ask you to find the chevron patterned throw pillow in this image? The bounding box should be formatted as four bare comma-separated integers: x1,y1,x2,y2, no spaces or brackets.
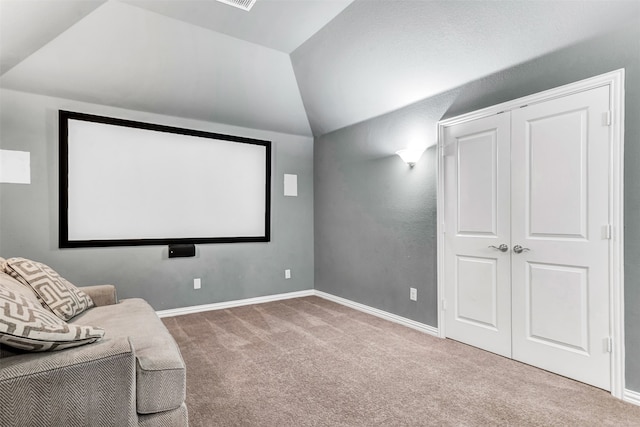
3,258,95,321
0,285,104,352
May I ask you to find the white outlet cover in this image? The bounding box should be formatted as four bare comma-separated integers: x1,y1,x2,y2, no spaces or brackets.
194,278,201,289
285,269,291,279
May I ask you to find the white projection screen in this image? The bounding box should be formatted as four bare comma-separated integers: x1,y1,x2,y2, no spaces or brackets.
59,111,271,248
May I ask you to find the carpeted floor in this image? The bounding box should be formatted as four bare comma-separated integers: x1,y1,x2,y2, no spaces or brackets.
162,296,640,426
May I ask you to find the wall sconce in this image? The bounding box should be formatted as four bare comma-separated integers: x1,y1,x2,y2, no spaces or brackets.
395,148,425,167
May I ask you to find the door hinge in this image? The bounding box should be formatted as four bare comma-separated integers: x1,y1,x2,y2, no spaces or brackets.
441,299,447,311
605,224,613,240
606,337,613,353
605,110,612,126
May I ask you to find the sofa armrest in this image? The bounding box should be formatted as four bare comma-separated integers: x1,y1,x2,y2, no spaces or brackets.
81,284,118,306
0,337,137,427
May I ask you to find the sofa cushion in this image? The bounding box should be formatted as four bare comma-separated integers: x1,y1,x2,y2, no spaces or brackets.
71,298,186,414
138,402,188,427
0,284,104,352
3,257,94,321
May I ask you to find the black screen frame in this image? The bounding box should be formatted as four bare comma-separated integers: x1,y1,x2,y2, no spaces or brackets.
59,110,271,248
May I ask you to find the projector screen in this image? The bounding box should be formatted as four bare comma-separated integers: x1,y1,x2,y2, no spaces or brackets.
59,110,271,248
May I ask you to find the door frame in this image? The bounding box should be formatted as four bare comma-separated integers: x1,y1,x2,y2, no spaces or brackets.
436,69,625,398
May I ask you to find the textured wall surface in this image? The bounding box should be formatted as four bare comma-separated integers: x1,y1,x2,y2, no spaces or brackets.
292,0,639,136
314,23,640,391
0,89,314,310
314,111,441,327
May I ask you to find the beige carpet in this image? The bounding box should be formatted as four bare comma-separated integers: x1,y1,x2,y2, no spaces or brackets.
162,296,640,426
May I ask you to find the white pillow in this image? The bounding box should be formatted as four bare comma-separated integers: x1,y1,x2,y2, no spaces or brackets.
0,285,104,352
3,257,95,321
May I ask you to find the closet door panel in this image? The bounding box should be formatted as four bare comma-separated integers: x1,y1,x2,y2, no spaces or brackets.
443,113,511,357
510,85,611,390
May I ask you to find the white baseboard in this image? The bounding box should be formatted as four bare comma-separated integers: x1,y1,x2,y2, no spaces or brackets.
313,290,439,337
157,289,439,338
624,388,640,406
156,289,315,318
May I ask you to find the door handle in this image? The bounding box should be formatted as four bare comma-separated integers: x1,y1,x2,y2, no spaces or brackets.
488,244,509,252
513,245,530,254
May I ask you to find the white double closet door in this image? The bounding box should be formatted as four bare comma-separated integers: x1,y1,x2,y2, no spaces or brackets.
443,85,612,390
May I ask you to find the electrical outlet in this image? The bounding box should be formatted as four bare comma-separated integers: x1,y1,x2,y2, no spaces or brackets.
193,278,201,290
285,269,291,279
410,287,417,301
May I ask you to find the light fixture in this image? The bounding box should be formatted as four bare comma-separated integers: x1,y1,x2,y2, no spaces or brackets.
215,0,257,11
395,148,425,167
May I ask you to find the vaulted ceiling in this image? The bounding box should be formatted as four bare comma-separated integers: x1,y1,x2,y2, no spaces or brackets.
1,0,639,137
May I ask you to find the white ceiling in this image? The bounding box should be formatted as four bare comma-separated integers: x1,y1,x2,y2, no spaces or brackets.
0,0,107,75
0,0,336,136
1,0,639,137
121,0,354,53
292,0,640,135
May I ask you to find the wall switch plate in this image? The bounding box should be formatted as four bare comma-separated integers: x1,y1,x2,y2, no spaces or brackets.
285,269,291,279
410,287,417,301
194,278,201,289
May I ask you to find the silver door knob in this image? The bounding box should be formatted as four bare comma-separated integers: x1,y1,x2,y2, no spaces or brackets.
513,245,530,254
488,244,509,252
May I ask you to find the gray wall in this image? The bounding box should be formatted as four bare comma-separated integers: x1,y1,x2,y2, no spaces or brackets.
314,23,640,391
0,89,314,310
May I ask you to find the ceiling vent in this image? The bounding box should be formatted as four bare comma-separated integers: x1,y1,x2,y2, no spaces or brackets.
215,0,257,12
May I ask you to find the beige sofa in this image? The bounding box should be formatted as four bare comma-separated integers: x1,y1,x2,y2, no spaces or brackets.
0,269,188,426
